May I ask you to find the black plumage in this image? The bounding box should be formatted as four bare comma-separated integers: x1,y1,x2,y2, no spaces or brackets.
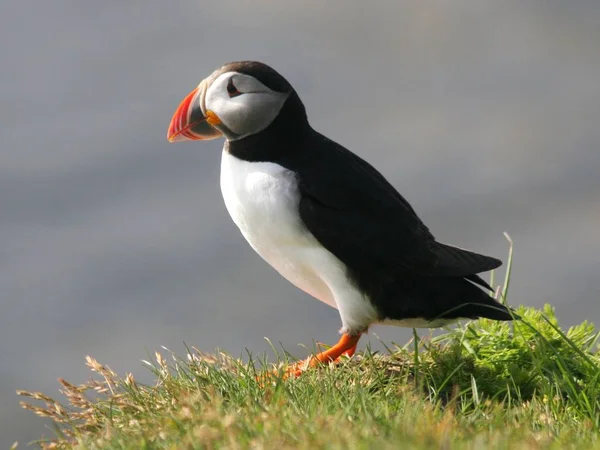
225,62,513,324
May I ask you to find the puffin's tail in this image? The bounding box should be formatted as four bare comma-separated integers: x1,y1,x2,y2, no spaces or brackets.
379,274,519,323
439,277,518,321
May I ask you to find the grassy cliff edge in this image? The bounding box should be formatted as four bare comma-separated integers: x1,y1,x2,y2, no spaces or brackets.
18,242,600,449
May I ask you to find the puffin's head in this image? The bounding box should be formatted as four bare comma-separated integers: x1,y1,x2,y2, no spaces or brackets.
167,61,300,143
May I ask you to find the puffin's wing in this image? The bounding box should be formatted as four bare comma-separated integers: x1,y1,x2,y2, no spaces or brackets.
296,133,501,279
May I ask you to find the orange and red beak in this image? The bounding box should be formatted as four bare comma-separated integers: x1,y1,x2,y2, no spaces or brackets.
167,82,222,143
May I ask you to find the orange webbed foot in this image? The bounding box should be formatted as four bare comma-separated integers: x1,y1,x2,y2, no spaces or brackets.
259,333,361,383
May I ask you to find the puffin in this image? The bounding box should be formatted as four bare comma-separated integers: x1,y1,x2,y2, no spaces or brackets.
167,61,515,376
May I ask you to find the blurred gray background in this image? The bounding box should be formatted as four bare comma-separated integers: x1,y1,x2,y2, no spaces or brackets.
2,1,599,445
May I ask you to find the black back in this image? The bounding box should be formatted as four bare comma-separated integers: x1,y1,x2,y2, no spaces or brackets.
225,62,512,323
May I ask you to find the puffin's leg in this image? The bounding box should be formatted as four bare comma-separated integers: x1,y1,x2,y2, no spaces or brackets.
341,341,359,357
285,333,362,378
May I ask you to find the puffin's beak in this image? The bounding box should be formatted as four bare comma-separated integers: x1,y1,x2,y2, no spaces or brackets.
167,83,222,142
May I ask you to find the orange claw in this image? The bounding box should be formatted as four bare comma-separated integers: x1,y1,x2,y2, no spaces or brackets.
260,333,362,382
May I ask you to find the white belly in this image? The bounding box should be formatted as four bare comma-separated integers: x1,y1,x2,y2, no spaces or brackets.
381,318,459,329
219,150,378,333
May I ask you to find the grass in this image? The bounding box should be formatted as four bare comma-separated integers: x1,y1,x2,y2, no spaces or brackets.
17,241,600,449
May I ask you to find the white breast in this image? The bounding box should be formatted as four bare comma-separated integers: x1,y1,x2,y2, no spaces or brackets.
219,149,378,334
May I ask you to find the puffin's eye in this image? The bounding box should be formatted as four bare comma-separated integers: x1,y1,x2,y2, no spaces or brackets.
226,77,242,98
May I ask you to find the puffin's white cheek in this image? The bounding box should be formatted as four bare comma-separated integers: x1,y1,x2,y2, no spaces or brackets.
216,103,252,136
206,89,290,140
206,96,229,119
231,94,289,137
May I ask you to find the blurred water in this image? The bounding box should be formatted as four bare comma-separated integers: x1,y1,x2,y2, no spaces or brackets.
1,1,599,445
